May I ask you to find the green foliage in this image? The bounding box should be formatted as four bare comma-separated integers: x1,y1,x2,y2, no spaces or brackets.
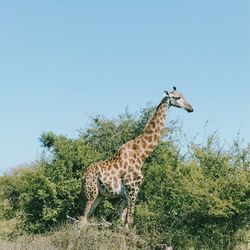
0,106,249,249
136,134,250,249
1,134,102,233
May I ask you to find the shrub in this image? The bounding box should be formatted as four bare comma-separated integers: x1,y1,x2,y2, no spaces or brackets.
136,134,250,249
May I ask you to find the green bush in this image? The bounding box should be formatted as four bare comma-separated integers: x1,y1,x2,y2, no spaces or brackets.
136,134,250,249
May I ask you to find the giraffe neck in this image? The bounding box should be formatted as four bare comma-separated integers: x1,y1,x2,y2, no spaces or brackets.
137,97,170,162
143,97,169,136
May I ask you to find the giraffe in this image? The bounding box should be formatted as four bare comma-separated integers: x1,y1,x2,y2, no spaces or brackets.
80,86,193,228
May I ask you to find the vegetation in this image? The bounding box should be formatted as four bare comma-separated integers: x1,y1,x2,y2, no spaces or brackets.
0,106,249,249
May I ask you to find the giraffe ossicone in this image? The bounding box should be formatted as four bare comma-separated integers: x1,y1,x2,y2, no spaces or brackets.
80,87,193,229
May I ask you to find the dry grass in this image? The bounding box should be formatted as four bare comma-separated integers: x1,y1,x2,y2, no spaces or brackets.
0,218,19,241
0,223,150,250
234,230,250,250
0,220,249,250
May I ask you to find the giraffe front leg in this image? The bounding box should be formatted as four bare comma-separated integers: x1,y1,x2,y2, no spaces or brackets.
125,187,139,229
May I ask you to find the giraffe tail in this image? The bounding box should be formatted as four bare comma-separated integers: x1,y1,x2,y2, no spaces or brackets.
81,176,86,194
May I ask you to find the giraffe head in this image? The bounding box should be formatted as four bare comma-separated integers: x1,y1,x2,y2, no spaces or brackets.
165,86,193,113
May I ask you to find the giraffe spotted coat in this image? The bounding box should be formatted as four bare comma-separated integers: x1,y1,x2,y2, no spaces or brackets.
80,88,193,228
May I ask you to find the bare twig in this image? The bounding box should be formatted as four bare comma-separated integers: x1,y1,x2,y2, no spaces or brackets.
66,215,112,228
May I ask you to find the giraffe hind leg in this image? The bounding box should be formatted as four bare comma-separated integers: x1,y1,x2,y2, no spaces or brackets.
80,175,102,224
88,195,103,217
119,198,127,223
80,195,103,224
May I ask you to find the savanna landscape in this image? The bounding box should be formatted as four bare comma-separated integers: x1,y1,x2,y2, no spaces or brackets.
1,1,249,250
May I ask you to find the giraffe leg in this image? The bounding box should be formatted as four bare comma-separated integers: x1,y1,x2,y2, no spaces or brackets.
125,187,139,229
80,195,103,223
80,176,102,224
119,198,127,223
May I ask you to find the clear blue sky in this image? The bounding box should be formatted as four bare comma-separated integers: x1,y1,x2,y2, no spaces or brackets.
0,1,249,173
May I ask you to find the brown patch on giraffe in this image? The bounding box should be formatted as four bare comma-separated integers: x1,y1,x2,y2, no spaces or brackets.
123,160,129,168
140,152,147,161
153,134,159,141
141,139,147,148
134,180,141,186
113,178,118,189
129,158,135,164
151,121,156,128
145,149,152,155
155,127,161,134
137,158,141,164
146,135,153,142
136,146,143,155
128,165,134,172
123,151,128,159
128,151,136,158
125,174,132,183
119,168,125,176
147,143,155,150
132,143,138,151
134,161,141,170
113,163,118,169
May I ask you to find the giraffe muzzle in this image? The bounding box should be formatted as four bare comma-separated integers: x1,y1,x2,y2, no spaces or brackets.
186,105,193,113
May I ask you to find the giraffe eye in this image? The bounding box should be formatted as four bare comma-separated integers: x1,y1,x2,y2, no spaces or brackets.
175,96,181,100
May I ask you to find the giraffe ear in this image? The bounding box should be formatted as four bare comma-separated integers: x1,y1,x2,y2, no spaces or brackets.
173,86,176,91
164,90,169,96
